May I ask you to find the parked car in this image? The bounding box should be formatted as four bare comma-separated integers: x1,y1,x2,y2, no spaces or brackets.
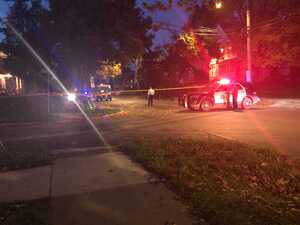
84,84,112,102
178,79,260,111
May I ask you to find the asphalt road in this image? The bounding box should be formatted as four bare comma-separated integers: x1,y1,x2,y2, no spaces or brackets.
1,96,300,159
103,97,300,159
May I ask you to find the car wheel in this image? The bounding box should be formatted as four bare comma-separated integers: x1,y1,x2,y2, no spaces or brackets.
242,97,253,109
200,98,212,112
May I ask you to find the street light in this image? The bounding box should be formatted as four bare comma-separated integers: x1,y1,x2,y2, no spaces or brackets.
216,0,252,83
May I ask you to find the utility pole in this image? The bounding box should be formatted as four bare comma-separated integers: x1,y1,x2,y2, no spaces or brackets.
215,0,252,82
246,0,252,83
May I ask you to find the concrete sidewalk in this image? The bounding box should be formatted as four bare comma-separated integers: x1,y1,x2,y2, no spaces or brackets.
0,151,150,202
0,151,197,225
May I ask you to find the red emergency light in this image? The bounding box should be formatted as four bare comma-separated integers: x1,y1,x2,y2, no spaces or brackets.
217,78,231,85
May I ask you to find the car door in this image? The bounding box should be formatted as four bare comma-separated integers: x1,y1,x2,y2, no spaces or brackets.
214,85,229,108
235,84,246,104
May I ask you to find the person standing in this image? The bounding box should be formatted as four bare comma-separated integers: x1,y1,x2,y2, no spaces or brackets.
232,85,238,110
147,86,155,107
225,86,232,109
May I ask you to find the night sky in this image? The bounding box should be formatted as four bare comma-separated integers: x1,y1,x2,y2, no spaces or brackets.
0,0,188,45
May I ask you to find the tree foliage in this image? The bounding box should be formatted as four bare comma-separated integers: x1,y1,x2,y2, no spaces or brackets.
0,0,154,91
141,35,209,88
96,61,122,78
142,0,173,12
143,0,300,68
0,0,51,92
48,0,153,85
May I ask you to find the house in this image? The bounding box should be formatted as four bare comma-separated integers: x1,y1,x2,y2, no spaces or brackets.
0,51,23,95
209,25,247,82
0,72,23,95
208,25,278,83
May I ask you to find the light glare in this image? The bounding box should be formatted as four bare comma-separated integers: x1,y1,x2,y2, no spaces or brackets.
215,1,223,9
67,93,76,101
6,22,111,150
218,78,231,85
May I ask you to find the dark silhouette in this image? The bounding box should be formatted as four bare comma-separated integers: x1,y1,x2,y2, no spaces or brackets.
232,85,238,110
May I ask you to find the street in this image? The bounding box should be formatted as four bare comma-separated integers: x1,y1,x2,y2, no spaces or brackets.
111,97,300,158
1,1,299,223
1,96,300,225
2,96,300,158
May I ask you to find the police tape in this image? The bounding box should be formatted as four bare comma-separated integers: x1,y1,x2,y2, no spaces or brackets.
111,85,206,94
18,85,206,97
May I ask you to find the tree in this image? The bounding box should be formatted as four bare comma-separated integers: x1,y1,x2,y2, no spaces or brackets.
48,0,153,88
139,47,167,88
1,0,154,91
0,0,51,92
96,61,122,78
251,8,300,67
140,33,210,89
140,1,220,87
143,0,300,69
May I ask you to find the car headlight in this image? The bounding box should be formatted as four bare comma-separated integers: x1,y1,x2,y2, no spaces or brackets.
67,93,76,101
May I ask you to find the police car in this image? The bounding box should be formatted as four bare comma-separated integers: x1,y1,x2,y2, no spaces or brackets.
82,84,112,102
94,84,112,102
179,79,260,111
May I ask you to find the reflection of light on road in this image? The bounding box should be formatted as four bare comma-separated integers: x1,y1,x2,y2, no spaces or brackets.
245,110,282,151
7,23,110,149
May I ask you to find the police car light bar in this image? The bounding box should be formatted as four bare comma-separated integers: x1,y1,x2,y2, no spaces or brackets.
218,78,231,85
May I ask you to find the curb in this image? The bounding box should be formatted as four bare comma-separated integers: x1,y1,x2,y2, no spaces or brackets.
50,145,120,158
262,98,300,108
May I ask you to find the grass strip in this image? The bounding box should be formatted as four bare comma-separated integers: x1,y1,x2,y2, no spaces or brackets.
0,199,49,225
123,137,300,225
0,144,52,172
96,108,121,115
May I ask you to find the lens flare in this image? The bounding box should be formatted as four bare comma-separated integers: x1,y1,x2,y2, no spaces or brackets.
67,93,76,101
218,78,231,85
7,22,111,150
215,1,223,9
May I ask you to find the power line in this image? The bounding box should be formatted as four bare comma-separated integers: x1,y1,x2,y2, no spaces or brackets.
154,14,298,39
